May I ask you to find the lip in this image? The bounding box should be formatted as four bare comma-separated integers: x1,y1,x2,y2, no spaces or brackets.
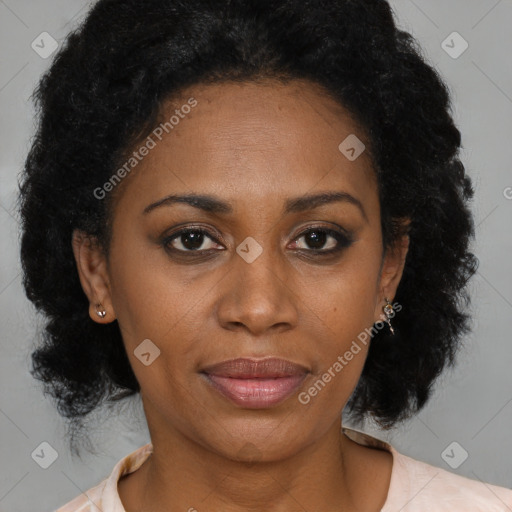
201,357,309,409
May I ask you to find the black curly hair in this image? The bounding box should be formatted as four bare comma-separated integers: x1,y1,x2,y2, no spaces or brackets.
19,0,478,453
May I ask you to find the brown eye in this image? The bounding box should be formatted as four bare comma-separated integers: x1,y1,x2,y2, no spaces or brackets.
163,228,223,252
292,228,353,253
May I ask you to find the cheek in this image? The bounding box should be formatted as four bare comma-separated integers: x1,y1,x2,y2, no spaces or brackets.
107,240,220,392
108,257,203,413
106,236,186,359
294,291,374,421
299,249,382,335
296,249,380,396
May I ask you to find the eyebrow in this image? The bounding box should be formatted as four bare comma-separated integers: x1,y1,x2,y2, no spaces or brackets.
143,191,368,222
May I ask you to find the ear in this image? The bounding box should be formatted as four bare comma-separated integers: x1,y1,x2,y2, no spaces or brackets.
373,218,410,322
71,229,116,323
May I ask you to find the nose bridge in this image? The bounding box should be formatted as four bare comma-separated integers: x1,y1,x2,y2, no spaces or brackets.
237,241,283,298
215,237,298,334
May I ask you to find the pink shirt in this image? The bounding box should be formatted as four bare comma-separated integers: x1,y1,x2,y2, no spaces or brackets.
56,427,512,511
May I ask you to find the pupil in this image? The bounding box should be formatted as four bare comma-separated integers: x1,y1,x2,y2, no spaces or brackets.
307,230,326,249
183,232,204,250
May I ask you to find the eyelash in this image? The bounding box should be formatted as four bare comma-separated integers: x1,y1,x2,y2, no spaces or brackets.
161,225,354,258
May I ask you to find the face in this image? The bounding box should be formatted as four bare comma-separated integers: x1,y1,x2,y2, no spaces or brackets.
73,79,408,462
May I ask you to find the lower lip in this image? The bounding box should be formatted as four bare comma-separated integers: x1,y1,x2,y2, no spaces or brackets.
202,373,307,408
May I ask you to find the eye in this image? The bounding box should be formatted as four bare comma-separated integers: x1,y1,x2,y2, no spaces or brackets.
163,227,224,253
291,227,353,254
161,224,354,259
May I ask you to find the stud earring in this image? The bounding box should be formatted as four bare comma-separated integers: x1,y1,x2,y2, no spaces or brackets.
383,297,395,335
95,303,107,318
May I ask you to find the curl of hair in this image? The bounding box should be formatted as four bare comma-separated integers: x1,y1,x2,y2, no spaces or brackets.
19,0,478,451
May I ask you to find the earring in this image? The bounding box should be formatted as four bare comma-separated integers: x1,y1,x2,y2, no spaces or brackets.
95,303,107,319
383,297,395,335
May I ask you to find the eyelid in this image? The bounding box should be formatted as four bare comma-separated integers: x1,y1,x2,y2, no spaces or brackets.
290,224,354,252
162,225,225,252
164,224,225,244
291,222,354,240
161,222,355,255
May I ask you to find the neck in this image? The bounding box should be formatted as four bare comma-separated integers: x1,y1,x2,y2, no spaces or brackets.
119,420,389,512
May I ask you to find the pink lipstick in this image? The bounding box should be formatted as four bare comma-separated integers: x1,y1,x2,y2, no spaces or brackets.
201,357,309,408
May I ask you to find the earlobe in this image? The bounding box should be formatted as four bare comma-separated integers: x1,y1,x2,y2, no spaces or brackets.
380,234,409,297
71,229,116,323
374,222,410,321
386,234,409,287
94,302,107,319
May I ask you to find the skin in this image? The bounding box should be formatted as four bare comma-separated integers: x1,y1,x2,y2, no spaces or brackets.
72,78,409,512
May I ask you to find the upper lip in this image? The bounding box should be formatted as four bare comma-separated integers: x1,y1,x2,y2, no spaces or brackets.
201,357,309,378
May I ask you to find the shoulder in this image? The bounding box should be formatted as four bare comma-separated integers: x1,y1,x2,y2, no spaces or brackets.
54,443,153,512
385,449,512,511
54,480,106,511
342,427,512,512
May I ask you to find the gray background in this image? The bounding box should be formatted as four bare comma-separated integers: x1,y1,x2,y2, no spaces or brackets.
1,1,511,510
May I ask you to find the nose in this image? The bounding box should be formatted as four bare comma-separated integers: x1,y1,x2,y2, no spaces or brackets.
215,244,299,336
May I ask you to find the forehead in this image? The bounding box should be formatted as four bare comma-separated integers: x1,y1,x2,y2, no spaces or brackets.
114,79,378,215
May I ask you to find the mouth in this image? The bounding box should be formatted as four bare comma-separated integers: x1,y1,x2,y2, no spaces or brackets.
200,357,309,409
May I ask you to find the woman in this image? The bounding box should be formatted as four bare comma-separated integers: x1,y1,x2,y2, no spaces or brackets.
19,0,512,510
